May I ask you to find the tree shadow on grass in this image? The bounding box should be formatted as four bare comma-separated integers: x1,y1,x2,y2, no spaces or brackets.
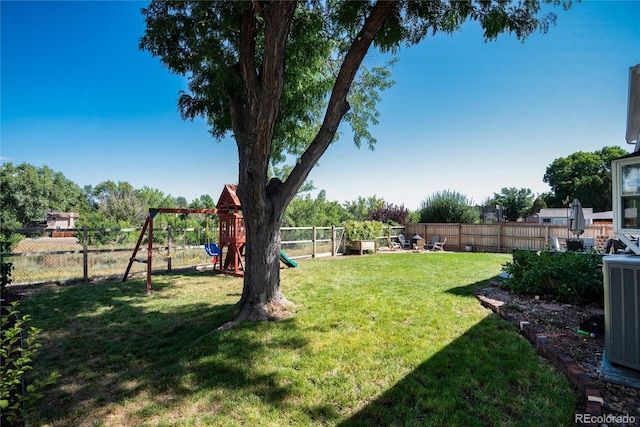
338,315,576,426
20,268,574,426
20,274,309,425
446,276,503,298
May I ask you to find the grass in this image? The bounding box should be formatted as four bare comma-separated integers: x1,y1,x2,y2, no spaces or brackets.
19,252,577,426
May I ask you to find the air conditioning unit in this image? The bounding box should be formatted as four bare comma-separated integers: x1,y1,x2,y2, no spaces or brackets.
603,255,640,371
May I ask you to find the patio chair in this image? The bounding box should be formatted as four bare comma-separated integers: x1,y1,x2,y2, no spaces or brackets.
549,236,561,251
425,235,440,250
387,235,401,250
431,236,447,251
397,234,411,249
582,237,595,251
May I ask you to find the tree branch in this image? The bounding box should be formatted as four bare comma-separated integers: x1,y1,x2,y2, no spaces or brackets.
238,2,260,134
254,1,297,159
237,1,297,211
283,0,397,202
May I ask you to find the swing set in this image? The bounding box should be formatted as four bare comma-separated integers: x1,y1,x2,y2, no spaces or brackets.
154,217,218,264
122,184,246,292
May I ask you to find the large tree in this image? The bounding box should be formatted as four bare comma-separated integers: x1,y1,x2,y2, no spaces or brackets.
418,190,478,223
84,181,149,226
0,162,87,227
140,0,569,327
283,190,349,227
490,187,535,221
343,195,386,221
543,146,628,211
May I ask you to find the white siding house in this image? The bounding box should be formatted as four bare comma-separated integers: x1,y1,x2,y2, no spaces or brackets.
537,207,594,226
46,211,79,229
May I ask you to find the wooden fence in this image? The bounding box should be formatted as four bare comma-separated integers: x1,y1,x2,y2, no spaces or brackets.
405,223,614,253
6,226,348,286
6,222,616,286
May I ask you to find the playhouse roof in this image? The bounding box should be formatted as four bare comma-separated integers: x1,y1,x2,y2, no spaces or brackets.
217,184,241,211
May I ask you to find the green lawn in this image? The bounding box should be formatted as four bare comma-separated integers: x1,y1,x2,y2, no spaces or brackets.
20,252,576,426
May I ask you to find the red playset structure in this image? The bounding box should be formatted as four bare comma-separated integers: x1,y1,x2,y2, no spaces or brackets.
216,184,246,276
122,184,246,292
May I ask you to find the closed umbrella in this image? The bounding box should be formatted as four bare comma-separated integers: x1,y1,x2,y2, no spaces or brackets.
568,198,586,237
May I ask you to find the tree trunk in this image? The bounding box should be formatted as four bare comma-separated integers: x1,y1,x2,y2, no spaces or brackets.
217,1,297,330
219,0,397,330
235,188,290,324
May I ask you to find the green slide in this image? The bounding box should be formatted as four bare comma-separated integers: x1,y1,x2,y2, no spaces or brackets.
279,251,298,268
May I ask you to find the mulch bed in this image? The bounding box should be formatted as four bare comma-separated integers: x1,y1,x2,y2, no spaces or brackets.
476,284,639,426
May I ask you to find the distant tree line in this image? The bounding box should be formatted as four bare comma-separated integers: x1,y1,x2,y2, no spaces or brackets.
0,145,627,235
414,146,628,223
0,163,409,235
0,162,216,231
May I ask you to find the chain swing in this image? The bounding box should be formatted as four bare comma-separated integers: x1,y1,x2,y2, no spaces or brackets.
204,216,220,263
155,227,177,259
156,245,178,259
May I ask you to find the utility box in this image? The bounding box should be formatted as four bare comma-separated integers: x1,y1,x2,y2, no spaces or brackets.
603,255,640,371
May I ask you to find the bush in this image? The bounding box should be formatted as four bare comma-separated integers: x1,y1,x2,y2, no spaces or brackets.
1,301,60,426
501,250,604,305
367,203,408,225
1,223,16,295
418,190,478,223
343,220,383,246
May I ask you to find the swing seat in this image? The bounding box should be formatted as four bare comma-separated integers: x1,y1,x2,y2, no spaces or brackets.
205,243,220,257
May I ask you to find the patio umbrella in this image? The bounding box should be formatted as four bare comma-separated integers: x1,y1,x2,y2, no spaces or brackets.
568,198,586,237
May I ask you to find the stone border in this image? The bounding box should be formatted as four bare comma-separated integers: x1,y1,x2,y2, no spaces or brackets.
475,289,603,426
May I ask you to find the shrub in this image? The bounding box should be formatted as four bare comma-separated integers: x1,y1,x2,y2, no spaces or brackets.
418,190,478,223
501,250,603,305
1,223,16,297
1,259,12,292
343,220,383,245
1,301,60,426
367,203,408,225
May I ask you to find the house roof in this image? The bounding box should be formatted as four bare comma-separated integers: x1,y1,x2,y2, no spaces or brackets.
585,211,613,220
538,207,594,218
612,150,640,161
46,211,79,219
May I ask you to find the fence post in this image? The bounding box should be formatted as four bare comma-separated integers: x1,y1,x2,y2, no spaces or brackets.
497,223,502,253
544,225,549,249
332,226,336,257
312,226,317,258
83,226,88,282
167,226,172,272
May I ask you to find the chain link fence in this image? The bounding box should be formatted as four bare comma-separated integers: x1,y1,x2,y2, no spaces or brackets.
5,225,357,286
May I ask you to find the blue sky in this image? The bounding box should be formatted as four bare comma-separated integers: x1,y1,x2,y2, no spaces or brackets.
2,1,639,210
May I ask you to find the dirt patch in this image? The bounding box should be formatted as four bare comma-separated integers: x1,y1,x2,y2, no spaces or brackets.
476,284,640,424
